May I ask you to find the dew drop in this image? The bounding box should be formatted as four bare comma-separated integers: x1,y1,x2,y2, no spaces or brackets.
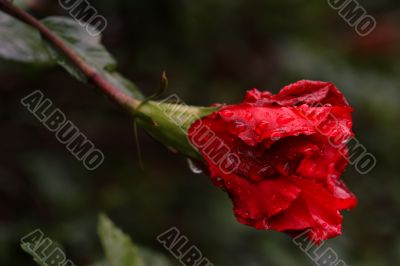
249,168,264,182
331,128,339,135
275,162,291,176
270,130,284,141
342,138,350,144
255,120,269,134
328,174,338,180
257,165,277,178
303,147,314,156
187,158,203,174
277,114,295,124
220,109,234,118
244,111,252,120
229,120,247,134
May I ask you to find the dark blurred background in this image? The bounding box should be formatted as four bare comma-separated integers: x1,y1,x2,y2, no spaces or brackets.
1,0,400,265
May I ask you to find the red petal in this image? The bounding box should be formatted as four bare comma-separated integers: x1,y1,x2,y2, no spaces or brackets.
188,80,356,243
289,176,343,241
207,166,301,228
271,80,350,107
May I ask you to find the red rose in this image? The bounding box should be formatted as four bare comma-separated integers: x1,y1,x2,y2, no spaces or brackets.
188,80,357,243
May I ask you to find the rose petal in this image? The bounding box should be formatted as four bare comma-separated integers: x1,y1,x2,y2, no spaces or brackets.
188,80,356,243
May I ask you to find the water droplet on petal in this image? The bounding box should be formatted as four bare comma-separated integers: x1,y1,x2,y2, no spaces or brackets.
277,114,295,124
244,111,252,120
257,165,277,178
328,174,338,180
330,128,339,136
275,162,291,176
341,138,350,144
249,168,264,182
271,130,284,141
241,135,255,145
220,109,234,118
255,120,269,134
303,147,314,156
229,121,247,134
187,158,203,174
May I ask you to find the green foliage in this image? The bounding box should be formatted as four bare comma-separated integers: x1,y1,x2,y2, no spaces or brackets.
98,214,146,266
42,17,117,73
41,17,144,100
5,1,400,265
98,214,174,266
0,12,144,100
0,8,208,160
21,214,172,266
138,248,174,266
0,13,51,63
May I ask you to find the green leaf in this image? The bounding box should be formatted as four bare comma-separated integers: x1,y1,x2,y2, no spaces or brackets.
41,17,116,78
90,260,110,266
103,71,145,101
41,17,144,100
0,12,51,63
98,214,146,266
138,247,174,266
13,0,30,8
0,13,144,99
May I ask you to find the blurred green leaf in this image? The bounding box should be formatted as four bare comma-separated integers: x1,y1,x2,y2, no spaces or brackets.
90,260,110,266
42,16,117,72
0,13,51,63
138,248,174,266
98,214,146,266
0,13,144,99
41,16,144,100
13,0,29,8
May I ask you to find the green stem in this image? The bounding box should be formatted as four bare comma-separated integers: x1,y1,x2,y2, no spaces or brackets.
0,0,140,112
135,101,218,160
